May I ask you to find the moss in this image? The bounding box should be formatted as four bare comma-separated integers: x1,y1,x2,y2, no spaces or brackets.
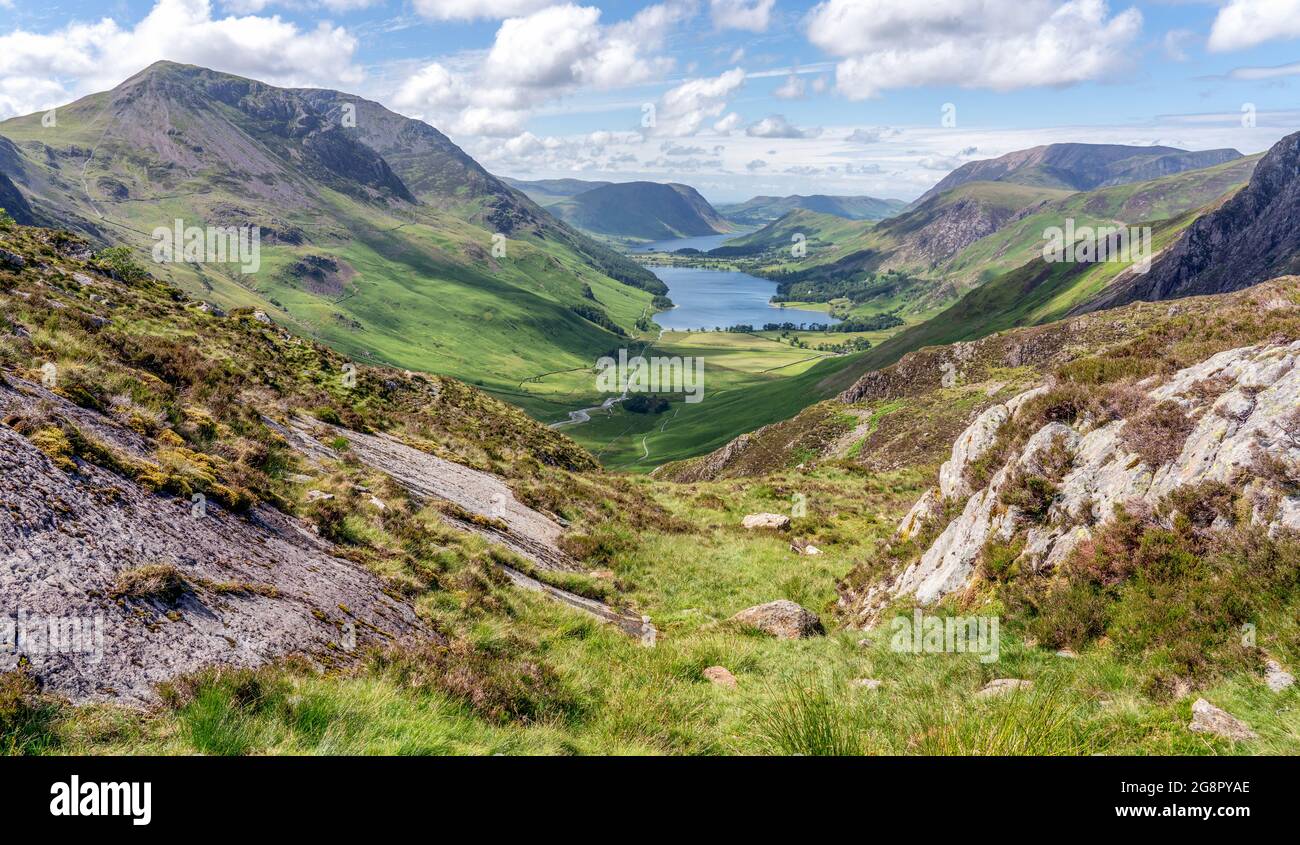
30,426,76,471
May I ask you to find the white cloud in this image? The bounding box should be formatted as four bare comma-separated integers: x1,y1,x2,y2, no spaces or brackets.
1229,61,1300,80
746,114,820,138
393,3,690,138
713,112,744,133
654,67,746,136
846,126,899,143
745,158,768,171
0,0,362,119
1208,0,1300,52
710,0,775,32
806,0,1142,99
773,74,805,99
412,0,552,21
222,0,379,11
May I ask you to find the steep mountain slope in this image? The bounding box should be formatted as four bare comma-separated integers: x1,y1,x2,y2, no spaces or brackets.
551,181,733,241
502,177,613,206
718,194,906,225
0,61,662,408
0,219,668,705
1076,130,1300,314
916,143,1242,204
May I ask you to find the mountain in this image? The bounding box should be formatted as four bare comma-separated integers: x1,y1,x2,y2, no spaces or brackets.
717,194,907,225
916,143,1243,205
1075,130,1300,314
0,61,664,410
550,181,733,241
502,177,613,206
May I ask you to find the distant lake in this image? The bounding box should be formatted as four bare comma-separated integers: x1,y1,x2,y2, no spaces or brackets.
650,266,842,331
629,230,752,253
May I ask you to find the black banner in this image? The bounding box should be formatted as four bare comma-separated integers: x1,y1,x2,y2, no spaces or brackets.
0,755,1286,831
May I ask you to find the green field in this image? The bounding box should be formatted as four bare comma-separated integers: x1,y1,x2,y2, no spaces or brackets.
501,329,867,471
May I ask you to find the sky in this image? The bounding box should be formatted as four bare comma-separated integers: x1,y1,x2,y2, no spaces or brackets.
2,0,1299,201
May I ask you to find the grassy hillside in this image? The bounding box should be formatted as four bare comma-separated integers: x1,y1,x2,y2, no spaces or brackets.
0,61,663,405
8,217,1295,756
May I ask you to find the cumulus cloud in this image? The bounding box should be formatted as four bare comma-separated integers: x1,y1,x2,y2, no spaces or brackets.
745,159,768,171
713,112,744,133
745,114,821,138
396,2,689,138
710,0,775,32
1208,0,1300,52
806,0,1142,99
652,68,746,136
0,0,362,119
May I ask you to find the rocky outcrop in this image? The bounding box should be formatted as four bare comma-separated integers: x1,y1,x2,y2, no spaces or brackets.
1077,130,1300,314
731,600,825,639
0,384,430,706
840,340,1300,624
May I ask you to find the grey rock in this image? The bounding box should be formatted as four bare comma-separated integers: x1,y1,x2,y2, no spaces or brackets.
976,678,1034,698
742,512,791,530
731,599,824,639
1187,698,1257,741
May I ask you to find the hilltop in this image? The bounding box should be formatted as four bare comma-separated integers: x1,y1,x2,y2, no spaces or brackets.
550,181,734,241
0,61,663,408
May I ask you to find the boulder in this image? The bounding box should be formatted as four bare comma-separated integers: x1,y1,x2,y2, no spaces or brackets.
703,666,737,688
1265,660,1295,693
1187,698,1257,741
731,599,824,639
790,538,822,555
976,678,1033,698
742,512,790,530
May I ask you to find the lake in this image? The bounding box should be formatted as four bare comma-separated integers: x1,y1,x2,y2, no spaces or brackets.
649,265,842,332
636,232,841,331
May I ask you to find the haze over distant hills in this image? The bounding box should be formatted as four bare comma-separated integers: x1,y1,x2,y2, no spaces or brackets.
717,194,907,225
549,181,733,241
501,177,613,207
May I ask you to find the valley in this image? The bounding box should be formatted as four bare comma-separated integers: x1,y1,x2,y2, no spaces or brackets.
1,49,1298,767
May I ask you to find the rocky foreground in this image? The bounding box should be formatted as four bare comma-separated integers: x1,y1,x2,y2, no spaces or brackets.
841,339,1300,624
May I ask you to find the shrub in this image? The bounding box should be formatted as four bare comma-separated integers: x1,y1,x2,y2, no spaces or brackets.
110,563,189,604
999,471,1059,522
1120,400,1195,467
364,638,578,724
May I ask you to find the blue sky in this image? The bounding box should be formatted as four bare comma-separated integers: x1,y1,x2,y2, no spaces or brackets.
2,0,1299,200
